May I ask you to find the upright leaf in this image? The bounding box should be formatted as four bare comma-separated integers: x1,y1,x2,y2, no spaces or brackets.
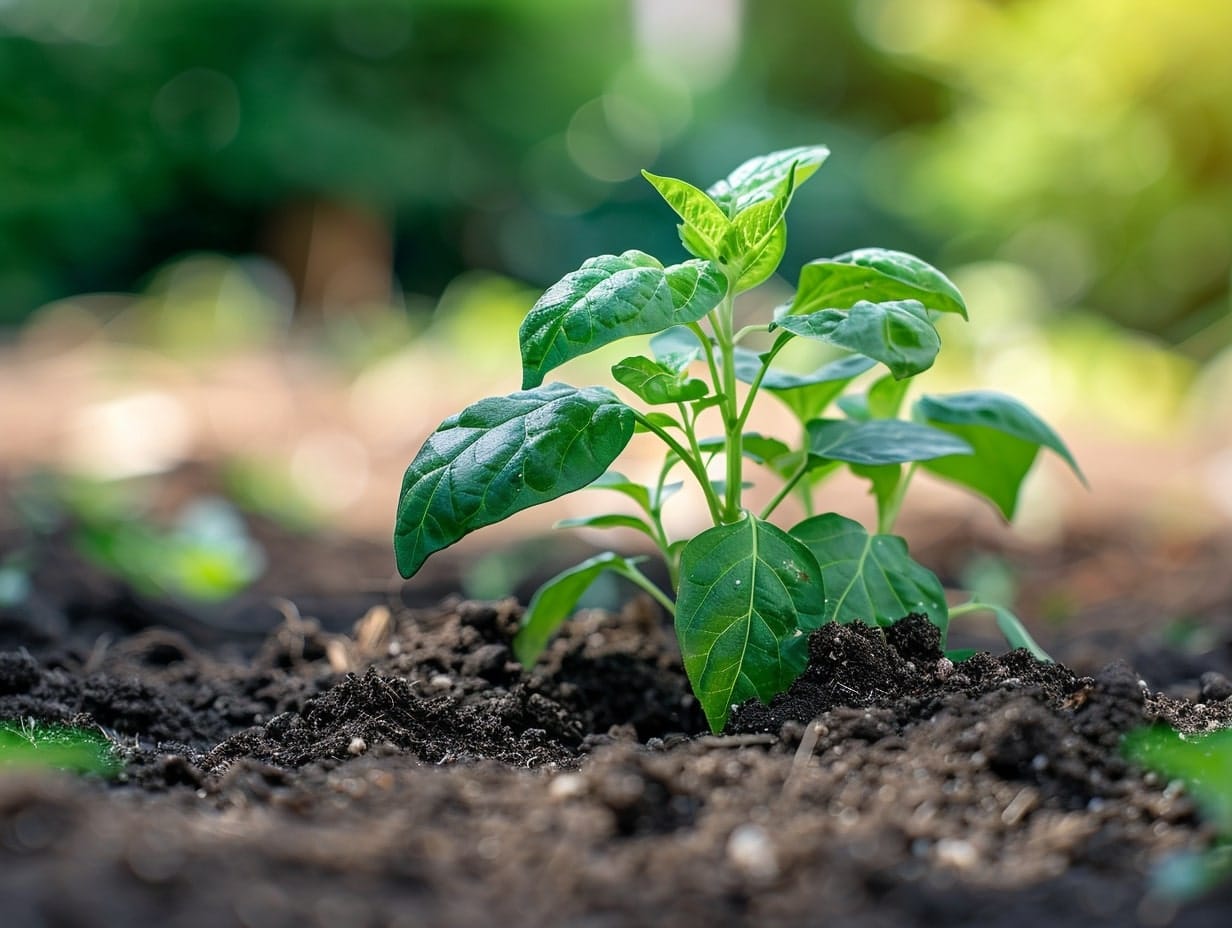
805,419,972,466
514,553,648,666
915,392,1085,520
707,145,830,217
676,514,823,732
395,384,634,577
772,300,941,379
520,252,725,389
642,171,732,261
787,248,968,319
725,162,798,292
792,513,948,631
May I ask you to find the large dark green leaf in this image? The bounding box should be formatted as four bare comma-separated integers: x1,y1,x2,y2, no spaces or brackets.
792,513,948,630
519,251,726,389
787,248,967,319
707,145,830,217
612,355,709,405
513,552,649,666
772,300,941,379
676,514,823,732
915,391,1085,520
805,419,972,466
394,384,634,577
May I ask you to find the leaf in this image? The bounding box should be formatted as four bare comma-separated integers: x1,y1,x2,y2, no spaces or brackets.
772,300,941,380
792,513,949,630
514,553,648,666
583,471,682,512
520,252,726,389
805,419,973,466
787,248,967,319
985,603,1052,662
394,384,635,577
612,355,709,405
676,514,824,732
650,325,705,370
707,145,830,217
850,462,902,518
554,513,657,539
1123,727,1232,831
724,162,799,292
642,171,732,261
915,391,1085,520
867,374,911,419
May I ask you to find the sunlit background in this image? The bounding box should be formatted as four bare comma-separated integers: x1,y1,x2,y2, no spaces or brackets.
2,0,1231,635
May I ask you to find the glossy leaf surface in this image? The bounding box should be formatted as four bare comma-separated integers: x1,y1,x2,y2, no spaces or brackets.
642,171,732,261
792,513,948,629
676,514,823,732
805,419,972,466
707,145,830,217
520,251,725,389
773,300,941,380
395,384,634,577
788,248,967,319
612,355,709,405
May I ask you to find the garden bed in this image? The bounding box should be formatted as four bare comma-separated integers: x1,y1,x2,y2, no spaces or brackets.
2,521,1232,928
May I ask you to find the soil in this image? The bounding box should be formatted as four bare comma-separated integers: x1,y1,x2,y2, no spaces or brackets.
3,512,1232,927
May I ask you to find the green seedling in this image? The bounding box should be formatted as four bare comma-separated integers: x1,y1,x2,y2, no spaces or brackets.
1124,726,1232,899
395,146,1083,731
0,719,121,777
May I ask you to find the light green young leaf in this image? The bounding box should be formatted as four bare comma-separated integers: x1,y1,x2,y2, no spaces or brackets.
806,419,972,466
676,514,824,732
514,552,648,666
725,162,799,292
792,513,949,630
707,145,830,217
394,384,634,577
787,248,968,319
612,355,709,405
772,300,941,380
520,251,726,389
642,171,732,261
915,391,1085,520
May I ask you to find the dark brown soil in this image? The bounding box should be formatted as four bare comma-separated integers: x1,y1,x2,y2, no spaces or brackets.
4,520,1232,926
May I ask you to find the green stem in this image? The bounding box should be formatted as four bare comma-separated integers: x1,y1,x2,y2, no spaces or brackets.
623,562,677,616
715,292,744,522
632,410,722,524
688,321,722,400
732,323,770,343
760,457,810,520
734,333,791,435
877,463,918,535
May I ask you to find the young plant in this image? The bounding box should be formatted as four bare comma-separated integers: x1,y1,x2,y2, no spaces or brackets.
394,146,1083,732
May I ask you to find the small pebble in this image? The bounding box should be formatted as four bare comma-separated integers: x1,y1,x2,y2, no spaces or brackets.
548,773,586,800
935,838,978,870
726,823,779,882
1199,671,1232,703
348,737,367,756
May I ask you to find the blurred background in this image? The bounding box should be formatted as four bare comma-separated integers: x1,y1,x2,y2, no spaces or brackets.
2,0,1231,661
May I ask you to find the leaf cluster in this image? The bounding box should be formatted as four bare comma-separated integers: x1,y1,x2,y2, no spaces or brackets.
395,147,1082,731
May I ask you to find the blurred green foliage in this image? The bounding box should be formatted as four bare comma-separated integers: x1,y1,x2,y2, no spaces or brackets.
1,0,1229,356
0,719,120,777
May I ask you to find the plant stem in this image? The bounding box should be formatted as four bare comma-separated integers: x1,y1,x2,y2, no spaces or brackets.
877,463,918,535
632,410,722,524
714,291,744,522
623,561,677,616
759,457,810,520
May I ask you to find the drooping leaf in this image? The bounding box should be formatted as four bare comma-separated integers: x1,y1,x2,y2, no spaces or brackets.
707,145,830,217
519,251,726,388
867,374,911,419
395,384,634,577
850,462,902,521
676,514,824,732
787,248,968,319
983,602,1052,662
792,513,948,630
805,419,973,467
772,300,941,380
915,391,1085,520
612,355,709,405
514,553,648,666
642,171,732,261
